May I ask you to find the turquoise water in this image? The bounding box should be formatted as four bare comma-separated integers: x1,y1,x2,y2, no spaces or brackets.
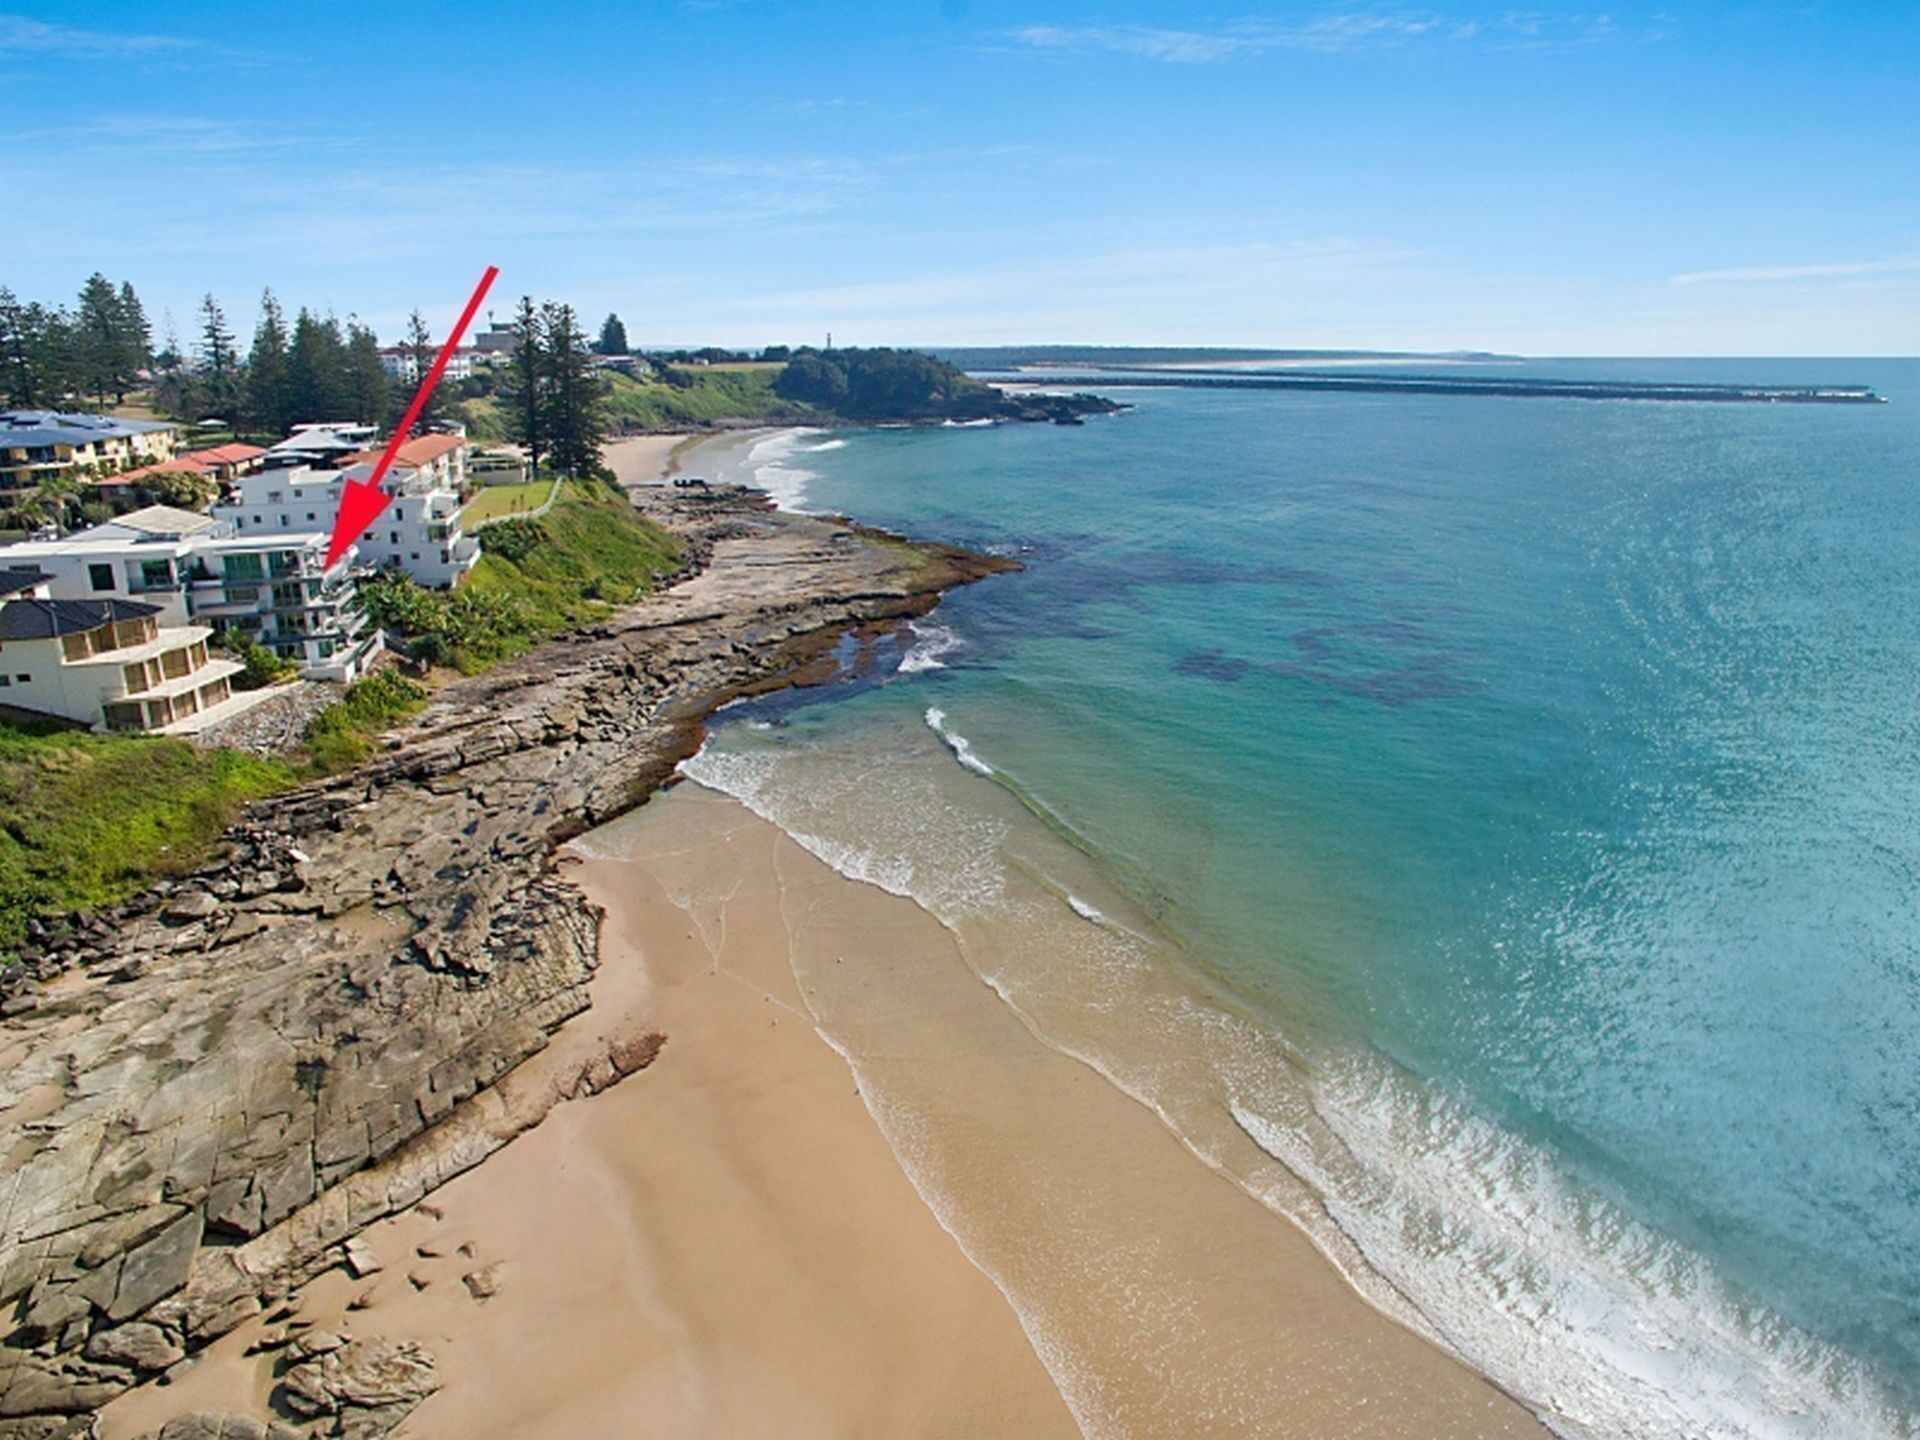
691,361,1920,1437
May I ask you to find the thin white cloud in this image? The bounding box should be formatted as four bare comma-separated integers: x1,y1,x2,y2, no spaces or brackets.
0,13,195,57
1670,256,1920,286
1007,11,1634,62
1011,24,1267,63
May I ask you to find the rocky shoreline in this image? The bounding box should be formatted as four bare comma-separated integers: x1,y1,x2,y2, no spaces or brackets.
0,486,1013,1437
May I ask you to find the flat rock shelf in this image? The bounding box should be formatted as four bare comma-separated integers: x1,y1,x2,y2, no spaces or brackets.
0,485,1011,1436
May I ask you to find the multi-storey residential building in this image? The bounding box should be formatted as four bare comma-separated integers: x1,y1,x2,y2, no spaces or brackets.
0,506,221,623
183,534,381,681
0,593,246,733
345,433,469,495
0,506,381,682
377,347,481,384
0,411,181,491
213,433,479,589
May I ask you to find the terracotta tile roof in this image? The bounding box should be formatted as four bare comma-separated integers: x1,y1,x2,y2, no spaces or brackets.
102,457,210,486
338,434,466,473
185,443,267,465
395,433,465,466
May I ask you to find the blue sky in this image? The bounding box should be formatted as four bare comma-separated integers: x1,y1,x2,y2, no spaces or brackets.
1,2,1915,354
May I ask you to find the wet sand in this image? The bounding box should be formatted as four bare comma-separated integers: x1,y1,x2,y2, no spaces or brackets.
604,429,780,488
102,783,1550,1438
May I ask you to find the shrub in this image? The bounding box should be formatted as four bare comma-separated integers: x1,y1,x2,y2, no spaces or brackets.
302,671,427,772
218,631,296,690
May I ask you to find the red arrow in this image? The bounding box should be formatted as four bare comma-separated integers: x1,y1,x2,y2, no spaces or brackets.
325,264,500,568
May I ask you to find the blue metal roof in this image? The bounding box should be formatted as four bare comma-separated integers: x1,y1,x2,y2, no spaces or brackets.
0,410,176,450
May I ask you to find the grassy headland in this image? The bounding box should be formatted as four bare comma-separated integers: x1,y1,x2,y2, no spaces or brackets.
601,367,805,429
360,480,682,673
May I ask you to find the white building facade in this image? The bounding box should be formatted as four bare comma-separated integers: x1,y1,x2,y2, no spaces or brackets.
212,434,479,590
0,595,245,733
0,507,382,683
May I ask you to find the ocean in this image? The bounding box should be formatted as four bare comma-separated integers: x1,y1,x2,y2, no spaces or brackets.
680,358,1920,1438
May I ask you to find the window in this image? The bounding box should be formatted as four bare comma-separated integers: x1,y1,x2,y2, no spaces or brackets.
139,559,171,590
14,673,25,684
88,562,113,592
306,513,316,522
410,552,420,561
0,676,10,687
280,515,289,526
390,531,400,544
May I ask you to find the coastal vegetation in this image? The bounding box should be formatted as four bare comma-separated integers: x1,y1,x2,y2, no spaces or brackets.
0,719,294,956
300,671,429,771
0,478,676,957
773,346,1119,423
601,366,798,428
358,480,681,672
497,297,607,478
3,272,1117,461
0,666,437,957
0,273,150,409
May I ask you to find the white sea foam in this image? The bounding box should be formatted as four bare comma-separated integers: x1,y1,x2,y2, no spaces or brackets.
899,620,964,674
802,437,849,452
745,428,827,511
1229,1057,1910,1440
1066,894,1106,924
677,724,1915,1440
923,706,993,774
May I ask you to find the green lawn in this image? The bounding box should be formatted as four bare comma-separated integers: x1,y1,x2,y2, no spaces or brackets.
462,480,554,523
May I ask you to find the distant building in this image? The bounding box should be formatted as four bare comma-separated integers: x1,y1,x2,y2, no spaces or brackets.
0,506,380,683
264,422,381,470
473,322,519,355
215,433,478,589
0,593,245,733
589,355,652,378
378,347,481,385
100,443,268,510
0,411,181,491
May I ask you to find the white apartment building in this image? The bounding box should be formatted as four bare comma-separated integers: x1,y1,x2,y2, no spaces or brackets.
378,347,480,384
0,593,246,733
0,507,381,683
213,434,479,589
184,535,381,681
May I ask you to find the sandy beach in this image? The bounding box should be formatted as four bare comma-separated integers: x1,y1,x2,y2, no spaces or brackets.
604,428,781,488
102,780,1547,1439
